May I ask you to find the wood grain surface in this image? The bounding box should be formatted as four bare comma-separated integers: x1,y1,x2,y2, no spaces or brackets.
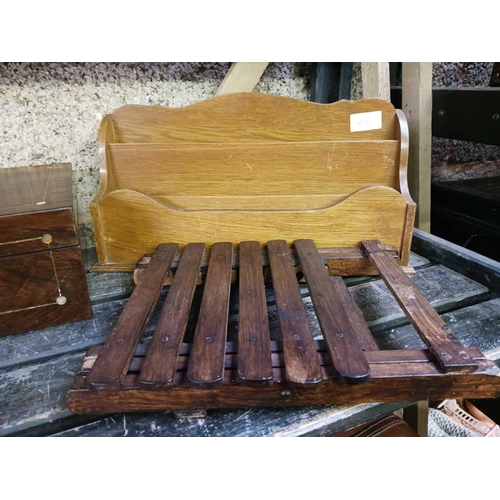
363,240,478,373
91,93,414,269
95,186,408,263
87,244,178,390
0,209,78,257
139,243,205,387
237,241,273,385
0,247,92,337
0,163,73,216
186,242,233,388
268,240,322,386
107,140,399,210
108,94,398,143
67,355,500,414
295,239,371,383
1,247,498,435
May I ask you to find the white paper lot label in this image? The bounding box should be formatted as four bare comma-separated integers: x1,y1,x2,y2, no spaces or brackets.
350,110,382,132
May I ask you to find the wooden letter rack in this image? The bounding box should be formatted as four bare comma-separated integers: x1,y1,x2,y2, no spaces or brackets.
68,94,500,414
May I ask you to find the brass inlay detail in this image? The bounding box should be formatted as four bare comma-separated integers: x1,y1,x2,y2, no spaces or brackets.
0,236,42,246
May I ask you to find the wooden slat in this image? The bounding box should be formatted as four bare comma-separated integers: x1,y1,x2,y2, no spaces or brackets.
362,240,478,373
295,239,370,384
139,243,205,387
238,241,273,385
267,240,322,386
107,141,400,207
362,62,391,101
67,355,500,414
87,243,178,390
94,186,409,264
107,94,398,144
186,242,233,389
215,62,269,95
79,346,486,375
402,62,432,231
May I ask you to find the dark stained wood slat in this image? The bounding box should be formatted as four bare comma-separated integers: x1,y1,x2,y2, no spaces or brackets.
267,240,322,386
295,239,370,384
238,241,273,385
186,242,233,389
87,244,178,391
330,277,380,351
139,243,205,388
67,355,500,414
362,239,478,373
80,345,486,375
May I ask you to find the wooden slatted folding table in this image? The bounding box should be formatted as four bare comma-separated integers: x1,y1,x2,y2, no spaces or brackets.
67,239,500,414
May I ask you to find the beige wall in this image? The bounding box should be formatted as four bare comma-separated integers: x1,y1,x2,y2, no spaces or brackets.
2,62,499,247
0,62,310,246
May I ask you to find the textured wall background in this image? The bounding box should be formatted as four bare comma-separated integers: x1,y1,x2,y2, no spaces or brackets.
0,62,310,246
1,62,498,247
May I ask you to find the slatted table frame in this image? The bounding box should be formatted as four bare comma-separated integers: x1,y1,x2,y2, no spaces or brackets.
68,239,500,414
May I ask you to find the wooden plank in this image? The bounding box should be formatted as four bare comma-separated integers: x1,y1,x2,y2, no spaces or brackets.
0,262,484,373
4,296,500,437
361,63,391,101
0,208,78,257
376,298,500,354
237,241,272,385
294,239,370,383
67,355,500,413
80,343,484,374
135,244,401,275
139,243,205,387
0,247,92,337
107,93,398,144
87,272,135,304
363,240,478,373
329,265,488,335
53,399,409,438
107,140,400,210
267,240,322,386
402,62,432,231
412,227,500,292
0,351,90,437
96,186,409,264
215,62,269,95
403,400,429,437
0,163,73,216
87,244,178,390
186,242,233,388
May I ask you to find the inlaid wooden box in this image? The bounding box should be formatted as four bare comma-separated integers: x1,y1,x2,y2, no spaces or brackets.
0,163,92,337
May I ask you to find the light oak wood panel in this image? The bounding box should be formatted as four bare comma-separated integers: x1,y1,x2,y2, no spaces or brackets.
105,140,399,209
394,109,416,265
95,186,408,264
91,94,414,269
107,94,398,144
